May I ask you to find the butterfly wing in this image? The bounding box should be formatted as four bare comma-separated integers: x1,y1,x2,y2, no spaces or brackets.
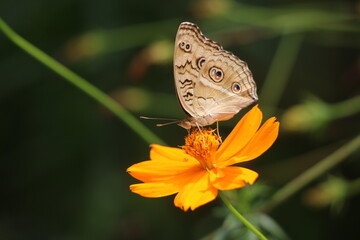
173,22,222,119
192,50,257,123
173,22,257,128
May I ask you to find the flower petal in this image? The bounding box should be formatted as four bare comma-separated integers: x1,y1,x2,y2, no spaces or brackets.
150,144,197,164
130,167,207,198
174,171,218,211
216,105,262,163
216,156,248,168
210,167,258,190
127,159,200,182
130,182,179,198
237,116,279,161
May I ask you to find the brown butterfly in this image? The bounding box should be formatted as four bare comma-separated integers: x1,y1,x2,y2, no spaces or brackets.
173,22,258,129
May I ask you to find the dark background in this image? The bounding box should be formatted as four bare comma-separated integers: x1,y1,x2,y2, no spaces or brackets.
0,0,359,239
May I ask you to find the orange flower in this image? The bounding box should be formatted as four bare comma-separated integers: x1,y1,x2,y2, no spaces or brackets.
127,105,279,211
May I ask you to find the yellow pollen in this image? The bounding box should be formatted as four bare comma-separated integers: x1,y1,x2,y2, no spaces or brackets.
181,128,220,170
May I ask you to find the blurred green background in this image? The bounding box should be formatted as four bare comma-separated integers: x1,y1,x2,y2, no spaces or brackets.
0,0,359,239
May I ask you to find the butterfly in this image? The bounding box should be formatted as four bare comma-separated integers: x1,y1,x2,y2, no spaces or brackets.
173,22,258,129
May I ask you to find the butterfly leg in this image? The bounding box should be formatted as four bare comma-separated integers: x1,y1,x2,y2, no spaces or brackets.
195,123,207,147
216,121,223,143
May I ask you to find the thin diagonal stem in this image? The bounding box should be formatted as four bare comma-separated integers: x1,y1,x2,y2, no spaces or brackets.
219,191,268,240
0,17,165,145
262,134,360,212
332,95,360,119
260,32,303,116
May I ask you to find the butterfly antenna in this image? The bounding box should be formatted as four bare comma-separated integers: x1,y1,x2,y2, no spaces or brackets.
140,116,183,127
156,120,183,127
140,116,179,121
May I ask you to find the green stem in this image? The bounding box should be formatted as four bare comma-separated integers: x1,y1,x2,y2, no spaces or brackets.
331,95,360,120
219,191,268,240
0,17,165,146
262,134,360,212
259,32,303,116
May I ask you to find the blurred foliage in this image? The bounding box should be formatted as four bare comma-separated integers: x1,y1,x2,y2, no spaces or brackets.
0,0,359,240
206,186,290,240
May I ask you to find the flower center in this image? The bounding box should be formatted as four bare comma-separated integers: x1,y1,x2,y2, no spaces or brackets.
181,128,221,170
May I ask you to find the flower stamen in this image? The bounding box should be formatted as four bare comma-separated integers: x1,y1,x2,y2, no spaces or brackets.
182,128,220,170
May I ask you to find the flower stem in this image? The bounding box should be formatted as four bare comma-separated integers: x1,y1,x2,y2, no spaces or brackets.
0,17,165,146
219,191,268,240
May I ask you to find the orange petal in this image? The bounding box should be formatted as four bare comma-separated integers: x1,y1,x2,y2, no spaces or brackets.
130,167,207,198
150,144,197,164
216,156,248,168
127,159,200,182
237,117,279,161
173,171,218,211
210,167,258,190
216,105,262,163
130,182,179,198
